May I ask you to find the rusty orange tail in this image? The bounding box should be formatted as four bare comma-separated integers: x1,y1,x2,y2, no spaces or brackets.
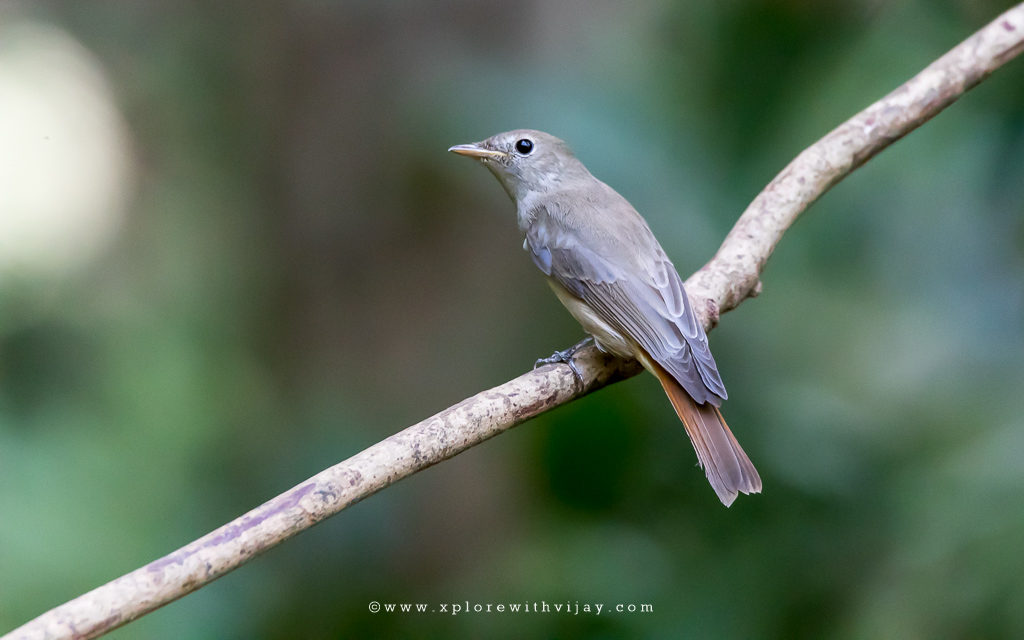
646,358,761,506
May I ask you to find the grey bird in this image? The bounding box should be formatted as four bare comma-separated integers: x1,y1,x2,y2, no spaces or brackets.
449,129,761,506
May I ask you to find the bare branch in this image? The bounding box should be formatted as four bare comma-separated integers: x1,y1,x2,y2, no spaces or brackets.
6,5,1023,639
686,4,1024,325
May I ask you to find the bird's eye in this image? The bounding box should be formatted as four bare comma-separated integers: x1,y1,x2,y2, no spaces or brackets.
514,138,534,155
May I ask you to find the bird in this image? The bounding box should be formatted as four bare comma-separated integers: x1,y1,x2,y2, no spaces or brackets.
449,129,761,506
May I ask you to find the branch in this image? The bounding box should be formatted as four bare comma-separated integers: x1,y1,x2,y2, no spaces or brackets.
6,5,1024,639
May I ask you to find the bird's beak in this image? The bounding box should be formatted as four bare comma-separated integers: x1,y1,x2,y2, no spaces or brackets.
448,143,507,159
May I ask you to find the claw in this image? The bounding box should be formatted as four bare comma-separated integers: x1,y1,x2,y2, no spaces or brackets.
533,336,595,386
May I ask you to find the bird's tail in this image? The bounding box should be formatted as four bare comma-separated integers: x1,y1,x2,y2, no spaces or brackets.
644,357,762,506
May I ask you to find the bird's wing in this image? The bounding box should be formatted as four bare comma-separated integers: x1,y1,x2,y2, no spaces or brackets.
526,211,727,405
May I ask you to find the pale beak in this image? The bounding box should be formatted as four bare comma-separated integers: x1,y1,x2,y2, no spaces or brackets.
448,143,507,159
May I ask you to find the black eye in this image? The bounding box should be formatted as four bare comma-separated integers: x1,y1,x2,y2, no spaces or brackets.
514,138,534,155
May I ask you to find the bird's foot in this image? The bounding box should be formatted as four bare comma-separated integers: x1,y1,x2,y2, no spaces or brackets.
534,336,595,386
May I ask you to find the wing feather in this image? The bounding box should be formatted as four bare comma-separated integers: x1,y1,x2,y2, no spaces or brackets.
525,202,727,405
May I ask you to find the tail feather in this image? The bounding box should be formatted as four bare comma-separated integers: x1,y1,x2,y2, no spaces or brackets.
644,357,761,506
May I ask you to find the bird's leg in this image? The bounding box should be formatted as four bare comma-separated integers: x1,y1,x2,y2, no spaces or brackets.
534,336,595,384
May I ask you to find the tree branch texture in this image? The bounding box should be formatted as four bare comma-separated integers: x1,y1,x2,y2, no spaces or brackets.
6,4,1024,639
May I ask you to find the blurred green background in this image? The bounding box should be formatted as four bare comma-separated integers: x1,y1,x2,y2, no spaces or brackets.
2,1,1023,638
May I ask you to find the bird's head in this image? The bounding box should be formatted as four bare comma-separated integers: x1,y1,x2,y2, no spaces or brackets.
449,129,587,201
